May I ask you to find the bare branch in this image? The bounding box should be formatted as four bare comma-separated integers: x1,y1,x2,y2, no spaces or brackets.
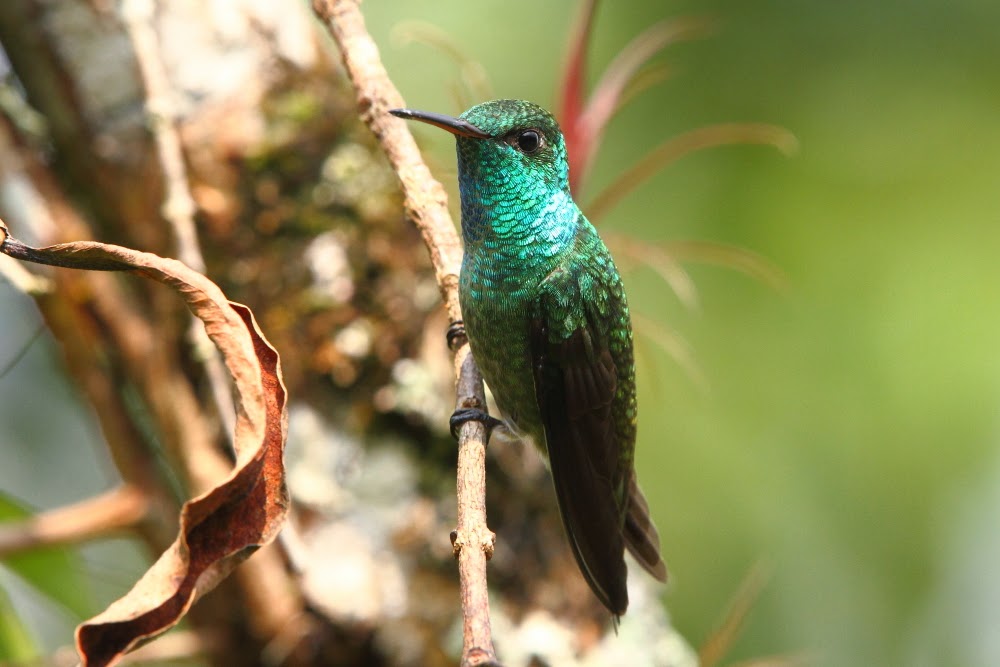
120,0,238,445
311,1,501,664
0,485,149,558
120,0,202,274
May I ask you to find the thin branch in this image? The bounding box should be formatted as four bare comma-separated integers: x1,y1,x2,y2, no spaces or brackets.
311,1,500,664
0,485,149,558
120,0,238,446
120,0,202,275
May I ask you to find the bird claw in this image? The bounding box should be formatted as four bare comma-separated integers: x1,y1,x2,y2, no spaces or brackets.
449,407,503,441
446,320,467,350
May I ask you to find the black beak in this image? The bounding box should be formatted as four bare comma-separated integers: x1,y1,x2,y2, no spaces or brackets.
389,108,490,139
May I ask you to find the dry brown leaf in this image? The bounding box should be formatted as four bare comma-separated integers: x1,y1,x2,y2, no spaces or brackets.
0,219,288,667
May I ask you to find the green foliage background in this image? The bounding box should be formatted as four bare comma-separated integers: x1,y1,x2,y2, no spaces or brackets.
364,1,1000,665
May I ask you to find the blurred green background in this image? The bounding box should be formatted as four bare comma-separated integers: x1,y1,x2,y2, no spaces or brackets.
363,1,1000,665
2,1,999,665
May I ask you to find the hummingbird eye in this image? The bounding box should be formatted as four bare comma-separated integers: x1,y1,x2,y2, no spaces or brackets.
514,129,542,154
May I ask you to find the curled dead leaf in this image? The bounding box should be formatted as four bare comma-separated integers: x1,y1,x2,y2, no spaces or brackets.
0,223,288,667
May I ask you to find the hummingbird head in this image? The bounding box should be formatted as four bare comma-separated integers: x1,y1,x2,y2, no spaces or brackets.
392,100,578,249
390,99,570,195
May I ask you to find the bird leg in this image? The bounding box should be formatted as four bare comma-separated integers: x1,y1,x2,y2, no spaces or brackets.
447,319,503,439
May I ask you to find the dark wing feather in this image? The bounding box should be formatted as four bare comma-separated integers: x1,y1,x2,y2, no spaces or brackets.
625,473,668,581
530,315,630,616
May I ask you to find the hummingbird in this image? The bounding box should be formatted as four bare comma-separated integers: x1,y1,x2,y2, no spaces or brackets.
390,99,666,617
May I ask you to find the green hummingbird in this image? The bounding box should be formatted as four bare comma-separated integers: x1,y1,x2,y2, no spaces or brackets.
391,99,666,617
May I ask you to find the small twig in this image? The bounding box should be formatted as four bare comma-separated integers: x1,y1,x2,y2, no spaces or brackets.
311,1,500,664
0,485,149,558
120,0,238,445
120,0,203,275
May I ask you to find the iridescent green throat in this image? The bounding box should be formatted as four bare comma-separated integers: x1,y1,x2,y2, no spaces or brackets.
454,100,579,286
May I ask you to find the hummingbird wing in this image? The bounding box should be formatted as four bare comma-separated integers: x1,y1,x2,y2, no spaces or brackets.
625,473,668,581
530,287,631,616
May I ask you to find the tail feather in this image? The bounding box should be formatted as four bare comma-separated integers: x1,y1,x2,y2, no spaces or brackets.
624,474,668,582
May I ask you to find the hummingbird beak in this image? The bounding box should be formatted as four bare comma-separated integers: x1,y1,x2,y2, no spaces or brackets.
389,108,491,139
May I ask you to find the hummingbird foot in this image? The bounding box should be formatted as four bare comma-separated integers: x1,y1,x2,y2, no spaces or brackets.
449,407,504,441
446,319,467,350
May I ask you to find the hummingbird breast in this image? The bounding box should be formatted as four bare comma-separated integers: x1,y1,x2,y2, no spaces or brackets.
459,241,552,449
458,201,628,455
458,185,584,448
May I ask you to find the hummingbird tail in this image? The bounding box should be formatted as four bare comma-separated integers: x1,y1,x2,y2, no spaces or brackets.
625,474,668,582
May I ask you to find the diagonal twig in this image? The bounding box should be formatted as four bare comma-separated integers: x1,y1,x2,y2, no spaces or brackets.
120,0,238,446
0,485,149,558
